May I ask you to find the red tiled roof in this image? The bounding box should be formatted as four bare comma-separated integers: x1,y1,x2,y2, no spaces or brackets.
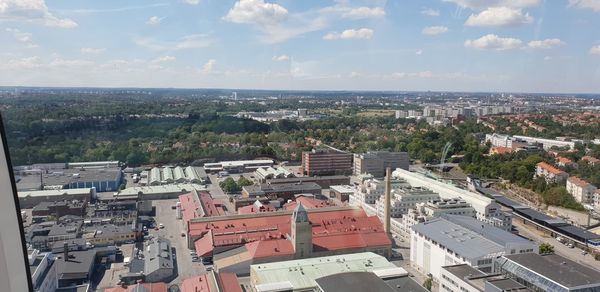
189,207,391,257
568,176,593,188
199,192,226,217
582,156,600,164
104,283,168,292
180,274,213,292
537,162,566,175
180,193,200,225
245,239,295,259
490,147,513,155
557,157,574,164
238,201,276,214
283,196,336,210
217,273,243,292
194,230,214,257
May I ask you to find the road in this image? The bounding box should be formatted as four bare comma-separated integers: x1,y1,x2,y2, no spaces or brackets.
152,199,205,285
513,219,600,271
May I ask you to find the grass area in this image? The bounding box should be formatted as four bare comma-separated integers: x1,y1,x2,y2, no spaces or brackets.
356,110,396,117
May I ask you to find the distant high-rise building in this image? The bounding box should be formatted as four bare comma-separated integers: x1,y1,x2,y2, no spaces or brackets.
297,108,308,117
353,151,409,177
395,110,408,119
301,149,353,176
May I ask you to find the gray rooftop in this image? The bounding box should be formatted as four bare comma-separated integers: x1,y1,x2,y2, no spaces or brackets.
502,253,600,289
316,272,396,292
412,217,505,260
244,182,321,196
444,264,486,280
55,250,96,279
144,237,174,274
315,272,427,292
18,167,121,189
441,214,534,247
486,278,528,291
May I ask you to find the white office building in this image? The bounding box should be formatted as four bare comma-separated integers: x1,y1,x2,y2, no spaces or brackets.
375,187,439,219
410,215,536,282
393,169,511,230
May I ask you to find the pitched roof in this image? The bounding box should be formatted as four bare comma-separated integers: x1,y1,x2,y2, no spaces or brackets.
568,176,594,188
536,162,567,175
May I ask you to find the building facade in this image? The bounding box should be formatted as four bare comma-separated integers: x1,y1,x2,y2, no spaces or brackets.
353,151,410,178
410,215,536,282
566,176,597,204
535,162,569,184
301,149,353,176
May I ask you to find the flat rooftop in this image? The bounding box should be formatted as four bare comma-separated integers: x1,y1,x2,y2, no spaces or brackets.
19,167,121,188
18,188,93,198
412,218,505,260
503,253,600,289
251,252,398,291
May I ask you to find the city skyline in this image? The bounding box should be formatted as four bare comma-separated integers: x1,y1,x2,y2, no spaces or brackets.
1,0,600,93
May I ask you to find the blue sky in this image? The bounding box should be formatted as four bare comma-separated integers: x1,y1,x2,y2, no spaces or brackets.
1,0,600,93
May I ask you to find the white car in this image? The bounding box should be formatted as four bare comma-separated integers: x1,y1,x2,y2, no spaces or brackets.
159,223,164,229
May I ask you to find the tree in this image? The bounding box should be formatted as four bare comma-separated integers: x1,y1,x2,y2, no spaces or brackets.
237,176,254,187
219,177,241,193
423,278,432,291
539,243,555,254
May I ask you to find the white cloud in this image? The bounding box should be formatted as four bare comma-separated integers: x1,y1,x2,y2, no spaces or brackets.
0,0,77,28
422,26,449,35
184,0,200,4
569,0,600,12
341,7,385,19
590,45,600,55
465,34,523,50
134,34,212,51
146,16,164,25
5,28,37,48
421,8,440,16
80,47,106,54
323,28,373,40
544,56,552,61
201,59,216,74
442,0,540,9
223,0,288,25
465,7,533,26
527,38,565,49
6,56,42,69
272,55,289,61
151,55,176,63
223,0,327,43
416,49,423,55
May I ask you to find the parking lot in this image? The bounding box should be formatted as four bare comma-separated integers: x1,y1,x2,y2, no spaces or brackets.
151,199,206,285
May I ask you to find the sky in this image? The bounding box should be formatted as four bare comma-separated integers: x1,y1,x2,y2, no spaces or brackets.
1,0,600,93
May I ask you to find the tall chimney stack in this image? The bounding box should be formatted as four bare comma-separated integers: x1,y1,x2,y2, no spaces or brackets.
63,242,69,261
384,167,391,235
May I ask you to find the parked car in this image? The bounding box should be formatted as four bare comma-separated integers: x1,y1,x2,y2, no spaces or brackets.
159,223,164,229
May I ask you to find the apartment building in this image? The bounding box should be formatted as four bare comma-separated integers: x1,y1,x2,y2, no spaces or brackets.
535,162,568,183
301,149,353,176
566,176,597,204
353,151,409,178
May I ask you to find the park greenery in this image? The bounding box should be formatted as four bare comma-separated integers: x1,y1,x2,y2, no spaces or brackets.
219,176,254,194
539,242,555,254
2,94,600,211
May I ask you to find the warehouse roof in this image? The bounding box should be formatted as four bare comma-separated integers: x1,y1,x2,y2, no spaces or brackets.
37,167,121,187
18,188,93,198
412,217,505,260
243,182,321,196
441,215,534,248
119,184,206,196
251,252,397,291
502,253,600,289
